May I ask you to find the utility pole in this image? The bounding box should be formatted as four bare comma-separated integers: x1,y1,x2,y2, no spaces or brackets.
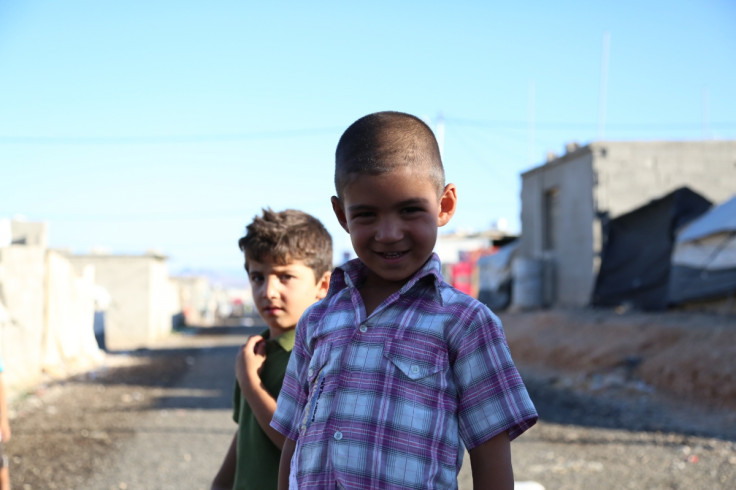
702,88,710,139
598,31,610,140
528,80,535,166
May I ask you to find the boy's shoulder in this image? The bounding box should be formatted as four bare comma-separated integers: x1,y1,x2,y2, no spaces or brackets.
436,279,497,319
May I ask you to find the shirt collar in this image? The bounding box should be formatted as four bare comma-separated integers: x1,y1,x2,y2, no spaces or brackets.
331,253,445,305
261,327,296,352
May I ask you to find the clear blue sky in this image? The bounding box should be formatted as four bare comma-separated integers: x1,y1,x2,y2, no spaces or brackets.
2,1,735,277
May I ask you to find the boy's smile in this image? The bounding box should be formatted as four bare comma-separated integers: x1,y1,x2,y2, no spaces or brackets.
332,167,456,293
245,256,329,336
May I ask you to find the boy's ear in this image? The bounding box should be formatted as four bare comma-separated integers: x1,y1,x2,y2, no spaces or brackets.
331,196,350,233
437,183,457,227
315,271,331,300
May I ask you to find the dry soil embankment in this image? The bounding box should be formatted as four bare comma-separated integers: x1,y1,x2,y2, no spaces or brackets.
501,309,736,411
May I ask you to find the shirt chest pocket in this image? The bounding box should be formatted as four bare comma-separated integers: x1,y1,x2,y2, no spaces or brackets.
383,335,449,382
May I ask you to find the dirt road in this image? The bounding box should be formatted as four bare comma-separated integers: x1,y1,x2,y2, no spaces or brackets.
7,311,736,489
8,325,248,490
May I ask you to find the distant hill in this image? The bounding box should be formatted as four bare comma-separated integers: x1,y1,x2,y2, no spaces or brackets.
172,267,249,290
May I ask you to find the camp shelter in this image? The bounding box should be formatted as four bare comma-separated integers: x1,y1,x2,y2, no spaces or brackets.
668,194,736,305
477,240,518,311
592,187,712,311
519,140,736,308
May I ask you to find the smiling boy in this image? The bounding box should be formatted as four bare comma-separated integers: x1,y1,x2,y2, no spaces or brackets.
212,208,332,490
271,111,537,489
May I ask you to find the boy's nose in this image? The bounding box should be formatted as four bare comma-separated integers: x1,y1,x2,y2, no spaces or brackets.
374,217,402,242
263,276,280,299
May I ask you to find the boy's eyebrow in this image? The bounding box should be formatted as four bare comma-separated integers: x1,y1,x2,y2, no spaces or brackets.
347,197,430,212
272,263,304,273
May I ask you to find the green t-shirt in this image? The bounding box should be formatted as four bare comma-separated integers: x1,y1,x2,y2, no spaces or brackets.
232,328,295,490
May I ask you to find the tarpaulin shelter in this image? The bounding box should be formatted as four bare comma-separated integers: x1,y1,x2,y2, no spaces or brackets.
668,194,736,304
592,187,712,310
477,241,518,311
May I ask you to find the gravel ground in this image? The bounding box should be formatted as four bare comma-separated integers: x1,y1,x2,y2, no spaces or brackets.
6,316,736,489
7,325,251,490
509,373,736,489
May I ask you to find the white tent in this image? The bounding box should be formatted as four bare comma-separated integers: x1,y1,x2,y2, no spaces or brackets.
668,195,736,304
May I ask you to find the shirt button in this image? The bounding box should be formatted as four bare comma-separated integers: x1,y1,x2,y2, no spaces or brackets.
410,365,420,375
333,430,343,441
308,368,314,377
359,325,368,333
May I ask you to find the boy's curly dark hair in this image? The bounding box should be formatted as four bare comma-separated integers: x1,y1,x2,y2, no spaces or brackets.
238,208,332,280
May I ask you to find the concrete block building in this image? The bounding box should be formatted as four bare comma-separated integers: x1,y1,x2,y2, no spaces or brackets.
518,140,736,308
68,253,179,351
0,221,102,398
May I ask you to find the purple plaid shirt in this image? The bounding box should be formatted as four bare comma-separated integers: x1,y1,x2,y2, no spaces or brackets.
271,254,537,489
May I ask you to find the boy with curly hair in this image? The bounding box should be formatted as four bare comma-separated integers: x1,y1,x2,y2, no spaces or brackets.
212,208,332,490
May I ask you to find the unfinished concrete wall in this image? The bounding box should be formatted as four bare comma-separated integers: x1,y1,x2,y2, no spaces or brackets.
0,218,186,398
591,141,736,282
148,260,179,342
0,245,102,398
519,149,597,307
69,254,176,351
519,140,736,308
10,220,48,247
592,141,736,219
0,246,46,396
43,251,102,373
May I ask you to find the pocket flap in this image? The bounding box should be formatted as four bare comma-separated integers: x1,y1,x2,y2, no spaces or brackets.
383,337,448,381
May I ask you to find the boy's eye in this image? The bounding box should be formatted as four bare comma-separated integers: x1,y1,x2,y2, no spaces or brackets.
402,206,423,214
280,274,295,282
249,273,264,283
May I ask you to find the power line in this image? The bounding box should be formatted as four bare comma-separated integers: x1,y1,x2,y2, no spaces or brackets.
0,127,343,145
445,118,736,132
2,120,734,146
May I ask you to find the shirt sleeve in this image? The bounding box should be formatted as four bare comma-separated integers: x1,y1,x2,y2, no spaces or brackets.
270,313,313,440
452,304,537,448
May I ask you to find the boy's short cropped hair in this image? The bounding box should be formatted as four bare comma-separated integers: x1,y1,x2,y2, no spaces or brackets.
237,208,332,279
334,111,446,200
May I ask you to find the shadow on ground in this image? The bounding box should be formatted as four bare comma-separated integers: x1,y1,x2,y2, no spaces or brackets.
71,320,736,440
522,372,736,442
74,323,266,412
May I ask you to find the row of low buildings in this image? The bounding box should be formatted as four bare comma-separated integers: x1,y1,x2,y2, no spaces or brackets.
0,220,248,399
3,140,734,398
440,140,736,314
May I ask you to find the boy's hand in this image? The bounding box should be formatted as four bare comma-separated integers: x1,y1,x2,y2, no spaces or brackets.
0,419,10,443
235,335,266,393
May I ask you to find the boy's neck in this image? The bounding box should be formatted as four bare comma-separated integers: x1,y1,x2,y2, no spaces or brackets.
358,278,405,317
353,254,433,315
268,325,295,339
358,287,389,317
